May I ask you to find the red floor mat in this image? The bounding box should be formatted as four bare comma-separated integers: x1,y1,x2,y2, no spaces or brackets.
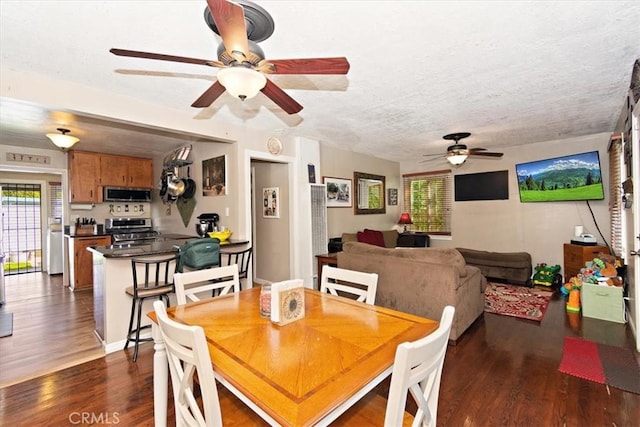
559,336,640,394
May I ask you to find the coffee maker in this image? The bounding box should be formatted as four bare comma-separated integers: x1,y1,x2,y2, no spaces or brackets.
196,213,220,237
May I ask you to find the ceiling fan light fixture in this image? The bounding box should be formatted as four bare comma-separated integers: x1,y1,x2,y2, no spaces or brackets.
217,67,266,101
46,128,79,149
447,153,467,165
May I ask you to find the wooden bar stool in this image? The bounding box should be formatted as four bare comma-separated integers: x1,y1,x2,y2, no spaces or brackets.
124,254,177,362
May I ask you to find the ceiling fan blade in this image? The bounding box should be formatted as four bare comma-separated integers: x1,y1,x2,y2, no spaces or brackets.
207,0,250,62
261,79,303,114
468,147,487,152
110,48,223,67
419,156,445,163
423,153,444,157
469,151,504,157
191,81,226,108
262,57,351,75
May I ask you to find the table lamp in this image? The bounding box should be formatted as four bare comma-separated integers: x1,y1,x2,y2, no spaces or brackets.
398,212,413,232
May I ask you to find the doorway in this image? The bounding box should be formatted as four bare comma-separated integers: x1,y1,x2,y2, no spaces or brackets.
1,183,43,275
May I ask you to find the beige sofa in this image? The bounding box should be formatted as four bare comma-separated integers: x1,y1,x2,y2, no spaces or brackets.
337,242,486,342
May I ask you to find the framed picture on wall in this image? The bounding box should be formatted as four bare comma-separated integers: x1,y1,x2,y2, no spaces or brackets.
323,176,352,208
388,188,398,205
202,155,227,196
263,187,280,218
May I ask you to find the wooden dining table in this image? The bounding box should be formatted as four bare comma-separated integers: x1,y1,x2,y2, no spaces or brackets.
149,287,438,427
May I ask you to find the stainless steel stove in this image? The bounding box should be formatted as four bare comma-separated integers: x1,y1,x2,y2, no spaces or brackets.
105,217,159,244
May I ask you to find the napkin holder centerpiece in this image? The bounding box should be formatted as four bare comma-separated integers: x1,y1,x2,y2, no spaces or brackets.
270,279,305,326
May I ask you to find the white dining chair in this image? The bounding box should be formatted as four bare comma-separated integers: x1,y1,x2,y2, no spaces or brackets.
152,301,262,426
320,265,378,305
174,264,240,305
332,305,456,427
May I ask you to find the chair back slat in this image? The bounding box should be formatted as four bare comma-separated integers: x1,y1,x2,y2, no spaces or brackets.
384,306,455,427
221,247,253,280
153,301,223,426
320,265,378,305
174,264,240,305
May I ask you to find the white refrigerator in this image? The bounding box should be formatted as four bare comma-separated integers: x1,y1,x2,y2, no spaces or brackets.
46,219,63,275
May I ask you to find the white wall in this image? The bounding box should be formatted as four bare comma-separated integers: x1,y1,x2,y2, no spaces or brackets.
320,147,401,239
401,132,612,269
253,161,290,282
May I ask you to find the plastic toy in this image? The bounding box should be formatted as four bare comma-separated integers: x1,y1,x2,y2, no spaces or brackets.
532,263,562,287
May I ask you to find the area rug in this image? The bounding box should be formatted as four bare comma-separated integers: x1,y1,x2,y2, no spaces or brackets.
559,336,640,394
484,282,553,321
0,312,13,337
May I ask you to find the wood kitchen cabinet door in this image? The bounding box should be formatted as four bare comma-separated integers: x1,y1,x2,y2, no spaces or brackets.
68,151,101,203
127,157,153,188
100,154,128,186
100,155,153,188
73,236,111,290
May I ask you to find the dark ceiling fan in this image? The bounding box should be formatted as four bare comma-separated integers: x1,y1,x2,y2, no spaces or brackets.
422,132,504,165
110,0,350,114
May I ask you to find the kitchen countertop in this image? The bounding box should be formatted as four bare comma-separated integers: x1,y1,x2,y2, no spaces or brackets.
88,237,249,258
64,232,111,238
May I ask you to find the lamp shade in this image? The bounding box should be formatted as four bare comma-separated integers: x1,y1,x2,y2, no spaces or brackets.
46,128,79,149
398,212,413,232
398,212,413,225
447,153,467,165
217,67,267,100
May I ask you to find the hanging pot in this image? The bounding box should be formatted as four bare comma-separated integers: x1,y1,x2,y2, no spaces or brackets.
159,170,168,197
181,178,196,200
167,175,186,197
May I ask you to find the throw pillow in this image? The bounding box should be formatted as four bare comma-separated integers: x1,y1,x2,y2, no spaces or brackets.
357,229,385,247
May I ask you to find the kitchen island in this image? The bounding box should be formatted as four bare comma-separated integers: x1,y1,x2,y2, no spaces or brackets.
88,237,249,353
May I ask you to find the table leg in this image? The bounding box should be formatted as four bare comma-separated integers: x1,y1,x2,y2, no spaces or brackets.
152,323,168,427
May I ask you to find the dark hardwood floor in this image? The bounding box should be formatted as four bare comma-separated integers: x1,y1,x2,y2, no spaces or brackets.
0,277,638,426
0,272,103,388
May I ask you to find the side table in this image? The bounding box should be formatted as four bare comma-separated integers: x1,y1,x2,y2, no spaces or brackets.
316,253,338,288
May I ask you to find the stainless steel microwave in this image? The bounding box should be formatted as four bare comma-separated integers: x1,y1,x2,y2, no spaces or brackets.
103,187,152,202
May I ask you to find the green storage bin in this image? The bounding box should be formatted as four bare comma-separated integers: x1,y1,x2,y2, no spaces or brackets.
581,283,626,323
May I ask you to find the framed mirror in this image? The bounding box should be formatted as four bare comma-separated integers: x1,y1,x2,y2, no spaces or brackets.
354,171,386,214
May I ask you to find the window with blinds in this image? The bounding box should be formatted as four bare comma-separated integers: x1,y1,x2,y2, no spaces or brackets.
402,169,452,235
608,133,623,257
48,181,63,219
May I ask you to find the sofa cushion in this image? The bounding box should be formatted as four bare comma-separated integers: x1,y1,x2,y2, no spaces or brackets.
342,230,399,248
456,248,531,269
363,229,398,248
357,229,385,247
343,241,468,277
342,233,358,244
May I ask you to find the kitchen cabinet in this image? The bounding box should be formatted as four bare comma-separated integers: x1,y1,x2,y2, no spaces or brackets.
69,235,111,290
563,243,610,281
68,151,101,203
69,151,153,204
100,154,153,188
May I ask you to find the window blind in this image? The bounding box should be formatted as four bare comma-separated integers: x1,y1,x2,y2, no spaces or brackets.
608,133,622,257
48,181,63,219
402,169,452,235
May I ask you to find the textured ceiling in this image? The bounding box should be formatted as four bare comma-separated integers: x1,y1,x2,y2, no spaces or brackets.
1,1,639,162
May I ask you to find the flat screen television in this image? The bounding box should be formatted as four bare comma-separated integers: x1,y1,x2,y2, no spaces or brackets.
455,170,509,201
515,151,605,202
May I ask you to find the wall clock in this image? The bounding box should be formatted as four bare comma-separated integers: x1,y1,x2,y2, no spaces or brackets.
267,136,282,155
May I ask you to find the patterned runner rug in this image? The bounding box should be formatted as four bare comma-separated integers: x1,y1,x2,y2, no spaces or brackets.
559,336,640,394
484,282,553,321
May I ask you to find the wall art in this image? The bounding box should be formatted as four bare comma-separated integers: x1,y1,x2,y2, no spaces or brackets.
323,176,352,208
202,155,227,196
263,187,280,218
